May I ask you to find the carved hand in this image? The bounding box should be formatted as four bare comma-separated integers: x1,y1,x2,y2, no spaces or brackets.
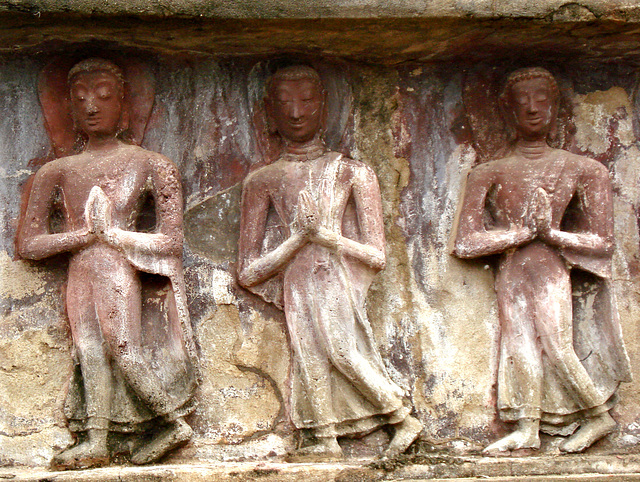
531,187,552,238
85,186,113,238
311,227,340,251
293,190,319,238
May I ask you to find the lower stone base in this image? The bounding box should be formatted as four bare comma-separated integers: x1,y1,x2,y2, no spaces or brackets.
3,454,640,481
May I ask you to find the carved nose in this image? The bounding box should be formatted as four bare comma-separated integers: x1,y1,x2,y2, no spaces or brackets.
290,102,302,119
86,100,99,114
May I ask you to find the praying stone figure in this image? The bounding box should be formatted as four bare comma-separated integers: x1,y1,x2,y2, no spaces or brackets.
17,58,198,469
453,67,631,454
238,65,422,460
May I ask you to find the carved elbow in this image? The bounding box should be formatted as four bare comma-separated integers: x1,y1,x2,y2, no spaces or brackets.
452,242,471,259
16,240,37,260
15,245,29,260
237,268,254,288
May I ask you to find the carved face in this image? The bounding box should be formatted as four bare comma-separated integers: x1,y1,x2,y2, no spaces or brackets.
509,77,555,140
269,79,324,145
70,70,123,138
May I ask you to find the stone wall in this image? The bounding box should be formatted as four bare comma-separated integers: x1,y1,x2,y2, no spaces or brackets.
1,4,640,468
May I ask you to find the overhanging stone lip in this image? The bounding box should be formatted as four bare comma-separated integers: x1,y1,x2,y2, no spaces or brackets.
0,0,638,21
0,15,640,65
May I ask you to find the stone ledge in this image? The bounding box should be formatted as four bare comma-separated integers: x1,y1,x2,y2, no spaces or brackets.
0,14,639,64
3,455,640,481
0,0,638,21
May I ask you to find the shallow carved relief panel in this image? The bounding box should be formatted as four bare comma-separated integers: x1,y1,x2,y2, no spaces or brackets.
237,65,423,460
452,67,631,454
16,58,198,469
3,44,640,476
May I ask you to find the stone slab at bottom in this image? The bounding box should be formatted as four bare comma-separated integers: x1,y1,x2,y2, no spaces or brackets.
1,455,640,481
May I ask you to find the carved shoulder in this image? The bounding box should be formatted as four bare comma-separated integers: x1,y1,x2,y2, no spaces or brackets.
562,150,611,182
138,150,181,186
337,155,378,185
465,158,504,186
30,156,70,186
243,163,281,192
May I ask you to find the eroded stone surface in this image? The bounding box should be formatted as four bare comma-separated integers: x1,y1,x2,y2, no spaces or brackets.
2,13,640,471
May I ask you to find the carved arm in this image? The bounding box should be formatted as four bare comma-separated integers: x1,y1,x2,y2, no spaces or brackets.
17,165,95,260
453,167,534,259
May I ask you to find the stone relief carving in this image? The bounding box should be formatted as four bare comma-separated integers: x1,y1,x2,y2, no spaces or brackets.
237,65,422,460
16,58,198,469
452,67,631,454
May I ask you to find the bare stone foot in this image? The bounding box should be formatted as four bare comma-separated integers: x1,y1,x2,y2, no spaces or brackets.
50,440,109,470
560,412,616,453
131,417,193,465
382,415,423,459
483,430,540,455
287,437,343,462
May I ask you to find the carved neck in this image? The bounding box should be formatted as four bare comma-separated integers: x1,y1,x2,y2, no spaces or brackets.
85,135,122,153
281,137,326,162
514,139,550,160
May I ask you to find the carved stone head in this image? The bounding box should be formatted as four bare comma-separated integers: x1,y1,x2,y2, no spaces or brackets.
264,65,327,145
499,67,560,143
68,58,127,139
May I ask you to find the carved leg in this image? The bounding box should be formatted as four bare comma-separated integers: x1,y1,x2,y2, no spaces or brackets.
535,271,606,410
560,412,616,453
483,418,541,455
131,417,193,465
382,415,423,458
51,427,109,470
288,436,343,462
98,264,179,415
56,265,113,470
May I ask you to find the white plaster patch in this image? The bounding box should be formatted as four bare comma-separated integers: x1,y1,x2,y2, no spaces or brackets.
193,433,290,461
0,251,47,299
574,86,634,155
210,268,236,305
0,427,72,466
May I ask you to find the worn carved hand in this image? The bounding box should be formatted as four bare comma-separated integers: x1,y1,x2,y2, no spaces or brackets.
85,186,113,238
531,187,552,238
294,190,319,237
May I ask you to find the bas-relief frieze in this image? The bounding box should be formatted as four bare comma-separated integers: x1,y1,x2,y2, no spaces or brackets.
452,67,631,454
5,53,640,470
237,65,423,461
16,58,198,469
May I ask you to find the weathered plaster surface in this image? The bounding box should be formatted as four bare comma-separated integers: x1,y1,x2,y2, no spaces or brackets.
0,6,640,473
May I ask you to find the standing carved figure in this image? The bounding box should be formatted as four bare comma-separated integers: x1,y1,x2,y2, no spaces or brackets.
453,67,631,454
238,65,422,459
17,58,198,469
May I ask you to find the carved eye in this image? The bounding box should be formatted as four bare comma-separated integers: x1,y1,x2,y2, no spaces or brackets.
71,89,86,101
96,87,112,100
